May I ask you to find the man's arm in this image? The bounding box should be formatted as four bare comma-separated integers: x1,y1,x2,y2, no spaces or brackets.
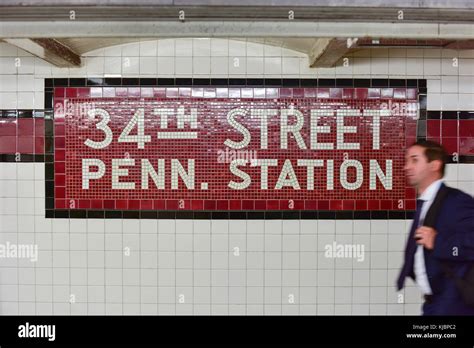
433,192,474,261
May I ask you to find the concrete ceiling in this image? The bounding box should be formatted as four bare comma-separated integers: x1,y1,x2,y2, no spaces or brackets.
1,0,473,68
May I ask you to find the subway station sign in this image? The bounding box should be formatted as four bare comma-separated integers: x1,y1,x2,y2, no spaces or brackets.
53,87,418,211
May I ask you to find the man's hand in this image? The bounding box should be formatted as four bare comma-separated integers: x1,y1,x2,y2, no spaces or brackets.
414,226,437,250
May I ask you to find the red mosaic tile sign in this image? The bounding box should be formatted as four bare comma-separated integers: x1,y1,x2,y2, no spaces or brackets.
53,87,418,211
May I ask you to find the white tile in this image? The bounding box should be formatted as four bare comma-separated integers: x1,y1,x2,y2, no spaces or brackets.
17,75,35,92
157,39,175,56
424,59,441,76
121,57,139,75
139,40,158,57
441,58,459,75
210,38,228,56
458,94,474,110
441,75,458,93
228,40,246,57
459,59,474,75
389,57,406,75
406,58,423,76
246,57,264,75
0,75,17,92
228,56,246,75
104,57,122,75
175,57,192,75
34,92,44,109
0,57,18,74
17,92,35,109
121,42,140,57
17,56,35,74
0,43,18,56
157,57,175,75
175,38,193,56
458,164,474,181
441,94,458,110
427,93,442,110
426,79,441,93
193,57,211,75
282,57,300,75
193,38,211,57
210,56,228,75
139,57,157,75
352,57,371,75
459,76,474,93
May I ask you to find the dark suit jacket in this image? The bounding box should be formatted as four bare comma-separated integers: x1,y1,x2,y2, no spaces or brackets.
407,183,474,315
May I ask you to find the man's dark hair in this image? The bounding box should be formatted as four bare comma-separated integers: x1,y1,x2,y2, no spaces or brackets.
411,139,448,177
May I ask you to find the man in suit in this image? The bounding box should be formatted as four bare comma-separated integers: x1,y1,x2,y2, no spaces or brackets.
397,140,474,315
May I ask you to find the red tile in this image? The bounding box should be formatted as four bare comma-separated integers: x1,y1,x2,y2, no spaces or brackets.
380,200,392,210
441,120,457,137
459,120,474,137
405,187,416,199
54,88,65,97
55,187,65,198
355,200,367,210
266,200,279,210
255,200,266,210
55,174,66,186
78,200,91,209
191,200,203,210
55,137,65,149
242,200,254,209
34,137,44,153
342,200,355,210
427,120,440,137
17,119,34,136
405,200,416,210
153,88,166,98
55,199,66,209
441,137,458,154
330,200,343,210
393,200,404,210
204,200,216,210
406,88,417,100
104,200,115,209
153,200,165,210
459,137,474,155
91,200,103,209
318,200,329,210
0,119,16,136
342,89,354,99
65,88,77,98
34,118,44,135
54,162,65,173
141,200,153,210
354,88,368,100
55,150,65,161
0,136,16,153
17,136,33,153
305,200,317,210
329,88,342,99
128,200,140,210
229,200,241,210
293,88,304,98
367,200,380,210
279,88,292,98
55,124,65,136
116,200,128,209
77,87,90,97
216,200,229,210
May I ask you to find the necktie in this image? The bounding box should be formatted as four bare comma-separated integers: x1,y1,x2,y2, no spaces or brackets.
397,199,425,290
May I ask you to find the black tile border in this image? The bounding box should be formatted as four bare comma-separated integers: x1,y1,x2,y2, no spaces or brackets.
44,209,414,220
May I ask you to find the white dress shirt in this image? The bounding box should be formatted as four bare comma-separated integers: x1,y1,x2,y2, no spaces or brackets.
414,178,444,295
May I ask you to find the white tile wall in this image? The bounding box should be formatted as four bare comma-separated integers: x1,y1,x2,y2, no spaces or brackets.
0,39,473,315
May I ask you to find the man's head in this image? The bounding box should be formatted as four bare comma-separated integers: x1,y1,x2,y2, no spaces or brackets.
404,140,447,190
